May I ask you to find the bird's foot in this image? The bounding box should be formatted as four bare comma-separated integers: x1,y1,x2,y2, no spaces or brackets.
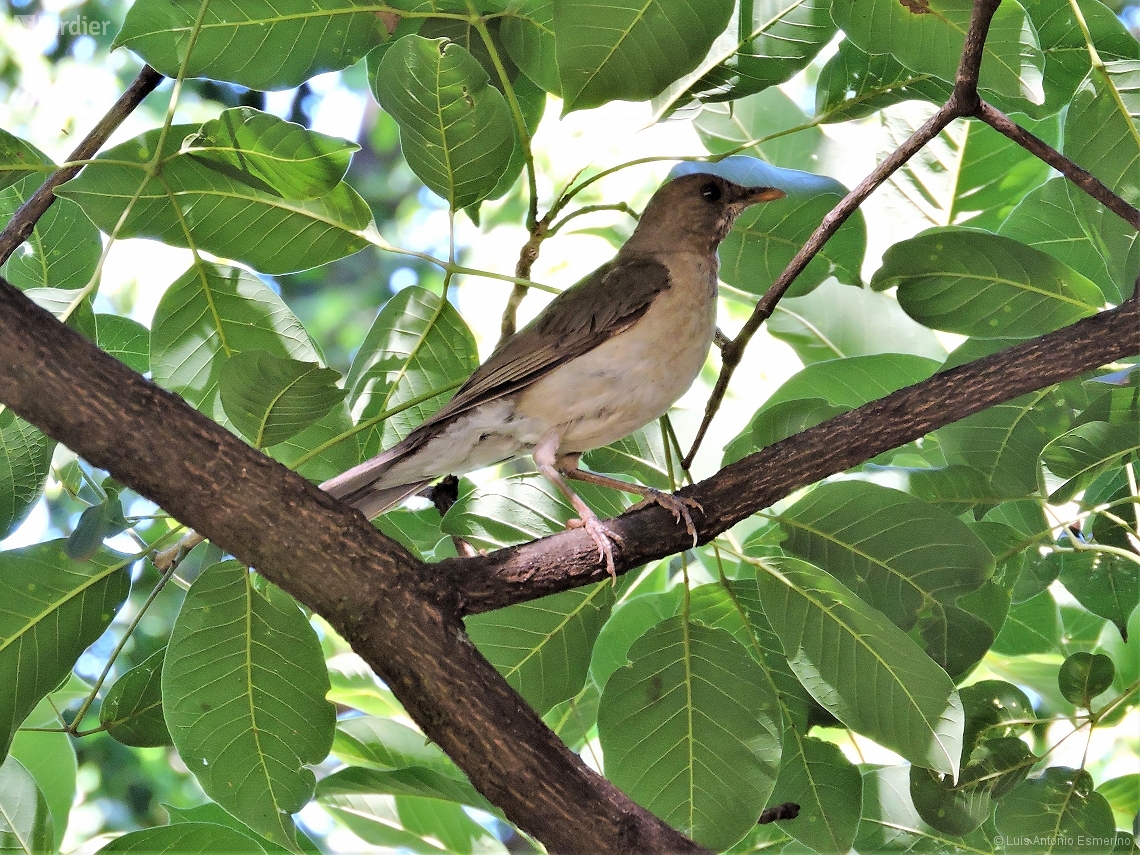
567,513,624,584
629,490,702,546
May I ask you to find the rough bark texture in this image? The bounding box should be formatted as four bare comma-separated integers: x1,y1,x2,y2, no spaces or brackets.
0,277,709,855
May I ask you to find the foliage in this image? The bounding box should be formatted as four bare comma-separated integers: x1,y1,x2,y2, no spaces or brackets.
0,0,1138,853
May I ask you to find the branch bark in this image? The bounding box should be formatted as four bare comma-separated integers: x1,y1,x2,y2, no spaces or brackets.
0,276,709,855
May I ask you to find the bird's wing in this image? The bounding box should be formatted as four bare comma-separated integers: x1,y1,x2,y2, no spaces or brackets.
420,255,673,428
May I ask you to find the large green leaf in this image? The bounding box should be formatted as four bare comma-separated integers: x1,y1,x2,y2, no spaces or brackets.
372,36,514,210
466,583,613,715
8,727,75,846
777,480,993,631
182,107,358,200
219,352,345,448
554,0,734,113
56,127,372,275
995,768,1117,854
1064,60,1140,206
96,315,150,375
0,542,130,761
1055,551,1140,640
500,0,560,95
763,353,940,411
0,128,50,191
655,0,836,115
0,410,54,540
815,39,952,122
345,286,478,456
114,0,390,89
753,557,964,775
831,0,1044,109
597,617,781,850
588,588,685,691
873,229,1104,337
0,756,53,854
999,176,1140,305
150,262,319,425
332,717,460,778
163,562,335,848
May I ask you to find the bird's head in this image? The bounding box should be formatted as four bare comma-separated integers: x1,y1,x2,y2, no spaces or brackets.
624,157,786,255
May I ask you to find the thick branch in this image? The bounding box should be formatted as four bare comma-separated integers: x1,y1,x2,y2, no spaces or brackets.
0,65,163,265
445,298,1140,613
0,277,708,855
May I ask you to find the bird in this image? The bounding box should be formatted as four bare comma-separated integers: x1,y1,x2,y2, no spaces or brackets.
322,157,785,579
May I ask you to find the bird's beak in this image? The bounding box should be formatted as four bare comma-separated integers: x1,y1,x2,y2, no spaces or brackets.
745,187,785,203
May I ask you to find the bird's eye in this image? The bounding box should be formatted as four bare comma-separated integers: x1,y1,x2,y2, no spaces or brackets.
700,182,721,201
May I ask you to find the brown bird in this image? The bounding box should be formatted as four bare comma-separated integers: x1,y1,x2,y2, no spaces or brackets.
322,157,785,578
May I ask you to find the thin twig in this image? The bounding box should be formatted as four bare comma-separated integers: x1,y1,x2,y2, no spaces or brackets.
974,101,1140,230
0,65,163,265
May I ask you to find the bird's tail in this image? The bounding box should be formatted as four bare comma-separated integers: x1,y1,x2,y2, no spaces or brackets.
320,450,430,519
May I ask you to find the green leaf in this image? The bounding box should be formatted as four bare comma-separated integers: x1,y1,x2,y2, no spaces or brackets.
100,647,172,748
326,654,403,719
768,728,861,854
372,36,514,210
183,107,358,200
597,617,781,850
542,684,599,749
815,39,952,122
466,583,613,715
65,494,128,560
96,315,150,375
0,411,54,540
753,556,964,775
501,0,559,95
588,588,685,690
150,262,320,425
0,128,50,191
778,480,993,631
656,0,837,114
0,173,101,291
332,717,458,777
995,768,1117,854
0,756,53,854
763,353,940,411
554,0,734,113
959,680,1034,757
874,464,1001,514
767,280,946,366
267,402,362,485
695,87,832,174
163,562,336,848
872,229,1104,337
1041,421,1140,504
114,0,389,89
8,729,75,846
831,0,1044,109
1056,551,1139,640
95,822,267,854
938,389,1068,496
909,763,993,836
999,177,1140,305
0,542,130,762
316,766,505,854
1058,651,1115,706
1097,774,1140,831
1064,61,1140,207
56,127,372,275
346,286,478,456
219,352,345,448
723,398,849,467
582,426,674,491
992,589,1062,655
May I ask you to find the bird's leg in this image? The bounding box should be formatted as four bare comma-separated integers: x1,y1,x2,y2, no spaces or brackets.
533,438,623,582
558,455,701,547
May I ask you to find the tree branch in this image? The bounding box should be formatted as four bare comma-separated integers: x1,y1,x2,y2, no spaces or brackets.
444,297,1140,613
0,275,709,855
0,65,163,265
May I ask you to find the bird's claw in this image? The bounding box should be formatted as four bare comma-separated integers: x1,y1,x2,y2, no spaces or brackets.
567,514,624,584
630,489,702,546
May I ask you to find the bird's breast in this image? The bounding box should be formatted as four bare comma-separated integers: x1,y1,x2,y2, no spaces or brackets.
517,255,718,453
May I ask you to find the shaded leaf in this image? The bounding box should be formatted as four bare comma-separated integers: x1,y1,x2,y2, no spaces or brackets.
100,647,171,748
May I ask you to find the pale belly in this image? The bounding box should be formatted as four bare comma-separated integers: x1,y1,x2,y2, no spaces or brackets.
515,271,717,453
